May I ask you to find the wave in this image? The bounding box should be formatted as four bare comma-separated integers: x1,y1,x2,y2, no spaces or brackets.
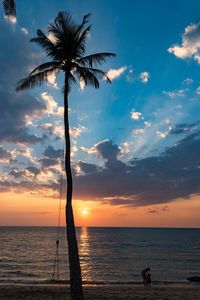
0,279,191,285
0,271,40,278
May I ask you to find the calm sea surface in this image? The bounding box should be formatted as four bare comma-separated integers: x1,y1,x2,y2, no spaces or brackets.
0,227,200,284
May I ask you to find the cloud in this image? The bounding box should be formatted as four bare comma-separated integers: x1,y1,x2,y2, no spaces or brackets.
169,122,199,135
144,121,151,127
9,168,27,179
81,139,120,159
72,128,200,206
39,158,59,168
133,128,145,135
13,147,33,161
40,123,64,139
47,32,57,43
0,146,13,162
26,166,41,177
79,78,85,90
156,130,169,138
34,145,64,172
0,21,48,144
132,121,151,137
163,89,187,98
168,22,200,63
47,72,58,89
77,161,99,175
147,206,169,214
182,78,194,85
43,145,63,160
130,110,142,120
69,126,87,138
2,124,200,207
81,146,96,155
4,15,17,24
0,90,47,144
106,66,127,80
40,92,63,116
139,71,150,83
119,142,133,156
125,67,150,84
95,140,121,160
21,27,28,35
196,87,200,95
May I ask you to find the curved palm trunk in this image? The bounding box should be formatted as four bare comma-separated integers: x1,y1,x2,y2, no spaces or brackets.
64,73,84,300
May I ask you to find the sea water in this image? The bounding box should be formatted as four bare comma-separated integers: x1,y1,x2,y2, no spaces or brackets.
0,227,200,284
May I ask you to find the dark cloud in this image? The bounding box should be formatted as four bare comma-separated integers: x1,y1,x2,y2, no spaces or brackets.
1,126,200,208
95,140,121,160
0,177,60,198
78,161,99,174
147,206,169,214
9,168,26,178
0,21,47,144
95,140,126,171
0,146,12,161
26,166,41,177
40,146,63,169
73,130,200,206
169,122,199,135
39,158,58,168
43,145,63,159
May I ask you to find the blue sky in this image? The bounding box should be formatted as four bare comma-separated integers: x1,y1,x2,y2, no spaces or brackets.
1,0,200,225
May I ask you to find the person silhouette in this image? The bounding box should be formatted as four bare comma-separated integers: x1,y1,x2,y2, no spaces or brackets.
142,267,151,287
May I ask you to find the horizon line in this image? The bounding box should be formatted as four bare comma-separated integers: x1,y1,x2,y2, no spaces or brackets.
1,225,200,229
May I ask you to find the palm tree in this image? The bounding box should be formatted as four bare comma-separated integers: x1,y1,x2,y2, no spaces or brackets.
3,0,16,17
16,11,115,300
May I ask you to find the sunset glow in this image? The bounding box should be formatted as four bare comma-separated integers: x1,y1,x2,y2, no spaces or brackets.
81,209,89,217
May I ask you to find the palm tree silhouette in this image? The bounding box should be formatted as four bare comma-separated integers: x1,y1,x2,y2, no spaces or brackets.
3,0,16,17
16,11,115,300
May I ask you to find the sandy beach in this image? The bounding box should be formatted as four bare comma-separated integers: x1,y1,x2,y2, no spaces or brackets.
0,284,200,300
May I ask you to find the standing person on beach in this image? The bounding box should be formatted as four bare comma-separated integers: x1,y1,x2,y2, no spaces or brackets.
142,267,151,287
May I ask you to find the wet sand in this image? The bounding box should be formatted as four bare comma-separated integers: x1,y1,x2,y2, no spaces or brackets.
0,283,200,300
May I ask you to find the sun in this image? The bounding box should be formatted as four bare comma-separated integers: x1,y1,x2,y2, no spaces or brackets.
82,208,89,216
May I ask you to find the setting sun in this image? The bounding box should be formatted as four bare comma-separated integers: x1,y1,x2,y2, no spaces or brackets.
82,208,89,216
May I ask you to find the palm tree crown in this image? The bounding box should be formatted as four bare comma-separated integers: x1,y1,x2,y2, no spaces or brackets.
16,11,115,92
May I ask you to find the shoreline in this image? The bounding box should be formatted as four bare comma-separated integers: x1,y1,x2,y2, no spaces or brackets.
0,281,195,286
0,283,200,300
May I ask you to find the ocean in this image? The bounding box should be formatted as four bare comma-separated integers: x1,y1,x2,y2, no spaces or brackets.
0,227,200,284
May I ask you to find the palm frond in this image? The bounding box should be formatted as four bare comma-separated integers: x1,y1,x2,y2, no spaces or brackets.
85,67,112,83
73,13,91,40
30,61,61,75
72,14,91,58
75,25,91,56
76,66,100,89
16,68,59,91
54,11,75,33
81,13,91,27
77,52,116,67
48,11,75,43
3,0,16,17
30,30,61,59
69,72,76,84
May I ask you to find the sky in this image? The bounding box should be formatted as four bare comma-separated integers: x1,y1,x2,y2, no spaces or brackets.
1,0,200,227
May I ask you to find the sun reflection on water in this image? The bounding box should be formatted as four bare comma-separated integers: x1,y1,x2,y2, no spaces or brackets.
79,227,92,282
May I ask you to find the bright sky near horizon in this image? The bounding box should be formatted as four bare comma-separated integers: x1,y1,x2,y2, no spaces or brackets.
1,0,200,227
